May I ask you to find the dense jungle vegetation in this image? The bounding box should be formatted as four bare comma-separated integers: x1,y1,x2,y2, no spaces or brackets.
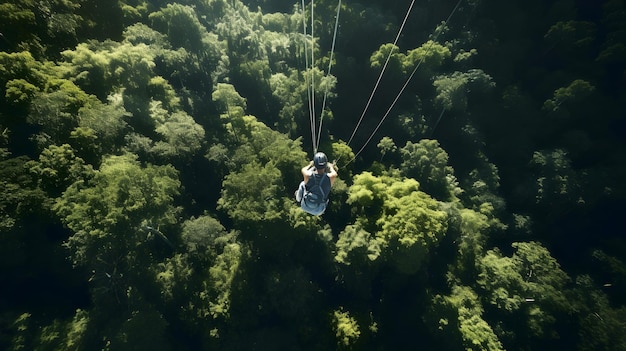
1,0,625,350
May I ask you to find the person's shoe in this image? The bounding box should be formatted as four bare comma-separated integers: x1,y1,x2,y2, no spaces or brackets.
295,189,302,202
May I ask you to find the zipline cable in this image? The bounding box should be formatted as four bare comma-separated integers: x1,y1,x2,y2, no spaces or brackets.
302,0,316,153
346,0,416,146
315,0,342,150
430,107,446,138
347,0,465,164
310,0,317,152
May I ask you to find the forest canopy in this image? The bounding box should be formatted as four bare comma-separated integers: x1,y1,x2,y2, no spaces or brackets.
1,0,625,350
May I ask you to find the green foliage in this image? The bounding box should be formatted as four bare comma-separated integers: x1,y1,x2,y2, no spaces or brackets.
120,2,147,25
477,242,571,340
377,136,396,162
214,113,307,223
77,95,129,154
3,1,625,350
160,215,241,320
0,2,35,27
27,143,94,196
64,309,90,351
180,215,229,256
54,153,180,267
0,0,84,56
544,21,596,54
400,139,459,201
212,82,247,120
207,242,243,318
148,3,209,54
404,40,451,72
61,41,156,101
0,51,46,85
573,275,626,351
215,3,264,60
478,248,525,311
333,308,361,347
347,172,448,274
156,222,242,335
10,312,33,351
369,43,403,73
0,156,49,231
346,172,386,209
530,148,585,210
123,23,170,48
269,67,337,136
543,79,595,113
432,285,504,351
5,78,39,105
59,43,115,99
335,225,381,265
105,307,170,351
147,76,180,110
378,188,448,274
218,161,285,222
330,140,354,182
433,69,494,112
153,110,205,159
27,79,97,147
9,309,90,351
370,40,451,76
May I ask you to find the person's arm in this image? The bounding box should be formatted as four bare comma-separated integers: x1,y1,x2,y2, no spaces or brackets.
301,161,314,182
327,162,338,185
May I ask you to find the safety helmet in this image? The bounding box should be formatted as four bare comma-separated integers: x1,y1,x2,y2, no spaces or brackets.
313,152,328,169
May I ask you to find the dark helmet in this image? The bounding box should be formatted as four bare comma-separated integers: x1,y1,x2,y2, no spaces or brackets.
313,152,328,169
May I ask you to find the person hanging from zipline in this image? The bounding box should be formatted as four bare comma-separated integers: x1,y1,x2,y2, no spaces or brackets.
295,152,338,215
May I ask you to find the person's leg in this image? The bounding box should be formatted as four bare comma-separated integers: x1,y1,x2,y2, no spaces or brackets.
295,181,306,202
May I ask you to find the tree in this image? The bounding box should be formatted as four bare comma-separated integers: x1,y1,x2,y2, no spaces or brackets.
430,285,504,351
377,136,396,162
152,110,206,160
543,79,595,117
333,308,361,348
149,3,211,54
330,140,355,183
347,172,448,274
105,305,171,351
335,224,381,266
477,242,571,345
123,23,170,49
217,161,285,223
433,69,495,112
26,143,94,196
269,67,337,137
399,139,459,201
529,148,585,213
180,215,230,258
10,309,91,351
369,40,451,78
544,21,596,58
378,187,448,274
369,43,403,76
59,42,116,100
572,275,626,351
212,82,247,123
27,79,98,148
76,94,129,155
0,0,86,57
53,153,180,309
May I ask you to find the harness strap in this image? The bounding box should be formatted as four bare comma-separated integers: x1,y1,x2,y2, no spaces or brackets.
307,172,328,202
